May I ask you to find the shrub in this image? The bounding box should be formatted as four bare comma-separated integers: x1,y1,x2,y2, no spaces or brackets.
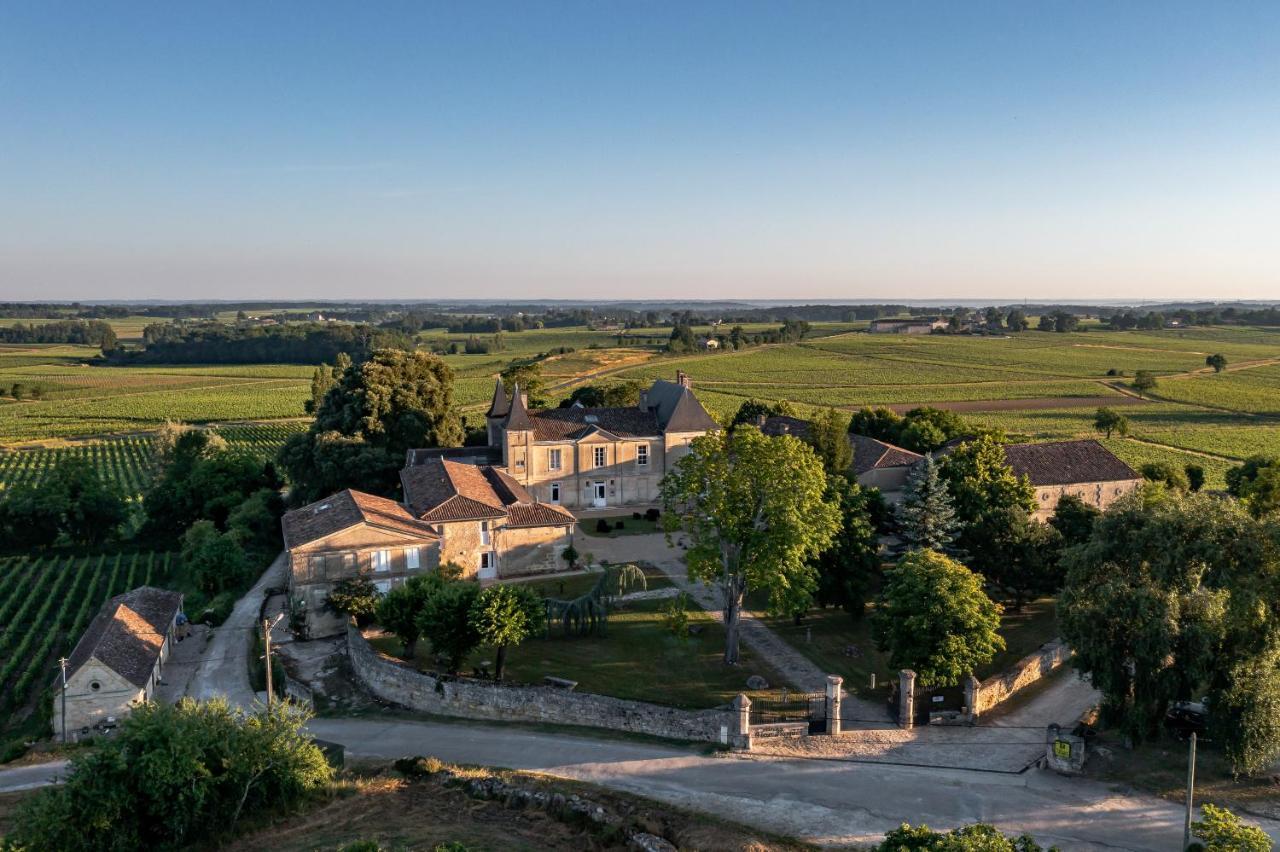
1132,370,1158,392
632,511,642,520
8,700,332,851
562,544,579,569
614,520,624,529
595,518,612,534
644,507,660,523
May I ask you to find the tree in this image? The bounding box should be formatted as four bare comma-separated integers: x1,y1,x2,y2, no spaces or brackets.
1192,804,1272,852
559,380,644,408
305,362,335,415
1005,309,1029,332
225,487,285,561
327,577,383,625
730,398,797,429
500,358,549,408
871,550,1004,688
805,407,853,474
1185,463,1205,493
875,822,1052,851
279,348,463,504
1049,494,1100,547
417,581,481,672
181,520,250,595
0,456,128,548
1093,407,1129,439
8,699,332,852
660,426,839,664
1132,370,1158,392
974,506,1064,609
983,307,1002,329
848,406,902,441
897,455,959,551
1226,455,1280,498
376,574,445,657
812,476,885,620
1205,353,1228,373
1058,493,1280,771
1227,456,1280,518
1140,461,1189,492
469,584,544,680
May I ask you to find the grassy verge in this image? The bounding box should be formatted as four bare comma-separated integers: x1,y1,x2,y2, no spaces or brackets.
370,595,788,710
579,514,661,537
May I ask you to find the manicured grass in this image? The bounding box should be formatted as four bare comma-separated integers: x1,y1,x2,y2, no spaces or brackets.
370,596,788,710
517,563,672,600
753,595,1060,699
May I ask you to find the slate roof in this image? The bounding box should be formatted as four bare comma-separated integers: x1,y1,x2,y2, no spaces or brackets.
281,489,439,549
503,383,535,431
65,587,183,689
525,407,661,441
485,378,510,418
405,445,502,466
401,457,575,526
1003,439,1140,486
850,434,925,475
644,379,720,433
758,415,813,439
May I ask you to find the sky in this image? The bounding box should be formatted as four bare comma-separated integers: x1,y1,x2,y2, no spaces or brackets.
1,2,1278,302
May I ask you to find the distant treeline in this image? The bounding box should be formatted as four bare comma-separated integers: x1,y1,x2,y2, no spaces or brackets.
381,309,591,335
112,322,413,364
0,303,131,320
0,320,118,349
1105,306,1280,328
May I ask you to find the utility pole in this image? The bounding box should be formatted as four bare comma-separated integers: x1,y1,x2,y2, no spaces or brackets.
1183,731,1197,851
59,657,68,744
263,614,284,712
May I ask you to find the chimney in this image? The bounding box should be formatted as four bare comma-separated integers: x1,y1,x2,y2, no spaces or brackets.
676,370,691,389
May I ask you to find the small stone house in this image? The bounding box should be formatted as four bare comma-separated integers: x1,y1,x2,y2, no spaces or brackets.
54,586,183,741
475,371,719,509
850,434,925,496
869,317,947,334
1002,439,1142,520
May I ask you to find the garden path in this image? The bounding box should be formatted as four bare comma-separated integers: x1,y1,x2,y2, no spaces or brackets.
574,529,891,721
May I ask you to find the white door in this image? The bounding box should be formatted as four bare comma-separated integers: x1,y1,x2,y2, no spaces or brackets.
479,551,497,580
593,481,607,508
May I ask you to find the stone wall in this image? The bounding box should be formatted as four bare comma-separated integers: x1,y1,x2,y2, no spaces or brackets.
1029,480,1140,521
348,624,743,746
972,639,1073,717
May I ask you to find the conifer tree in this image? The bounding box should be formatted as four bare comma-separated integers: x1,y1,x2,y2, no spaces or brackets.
896,455,958,550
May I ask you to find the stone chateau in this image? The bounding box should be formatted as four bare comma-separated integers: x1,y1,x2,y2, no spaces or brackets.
281,372,720,636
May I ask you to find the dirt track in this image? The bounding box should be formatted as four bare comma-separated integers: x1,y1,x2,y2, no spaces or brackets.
884,395,1147,414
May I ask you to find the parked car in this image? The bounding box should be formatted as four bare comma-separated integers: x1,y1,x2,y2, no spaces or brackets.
1164,699,1209,739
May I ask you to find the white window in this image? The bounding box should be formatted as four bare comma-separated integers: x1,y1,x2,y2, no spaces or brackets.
480,521,491,545
404,547,420,571
636,444,649,466
593,446,607,468
548,448,562,470
374,580,392,595
371,550,391,573
550,482,561,504
481,551,495,570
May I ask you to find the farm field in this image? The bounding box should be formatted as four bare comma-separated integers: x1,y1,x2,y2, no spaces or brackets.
0,551,176,744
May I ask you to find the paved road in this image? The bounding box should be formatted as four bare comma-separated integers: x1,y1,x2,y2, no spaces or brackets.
0,760,69,793
304,716,1280,851
187,553,286,709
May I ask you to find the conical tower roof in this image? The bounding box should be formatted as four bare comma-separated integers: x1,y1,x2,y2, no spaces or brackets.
503,383,534,431
485,377,510,418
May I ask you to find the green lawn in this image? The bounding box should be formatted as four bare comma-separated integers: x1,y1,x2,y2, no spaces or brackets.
754,595,1060,697
369,595,787,710
580,514,661,537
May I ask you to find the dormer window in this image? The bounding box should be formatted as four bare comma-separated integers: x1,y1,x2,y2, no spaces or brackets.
584,414,598,424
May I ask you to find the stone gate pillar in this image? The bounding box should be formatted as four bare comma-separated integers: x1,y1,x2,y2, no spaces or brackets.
965,675,982,723
898,670,916,730
732,693,752,751
826,675,843,736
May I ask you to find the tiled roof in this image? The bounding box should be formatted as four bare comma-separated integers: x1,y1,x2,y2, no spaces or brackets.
644,380,720,433
64,587,183,689
400,457,575,527
1003,440,1140,486
850,434,925,475
525,407,660,441
282,489,439,549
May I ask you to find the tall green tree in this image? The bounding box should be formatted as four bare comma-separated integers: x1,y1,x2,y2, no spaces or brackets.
729,398,797,429
279,348,463,504
500,358,549,408
181,520,250,595
0,457,128,548
470,584,544,680
1049,494,1100,547
1005,309,1029,332
417,581,482,673
896,455,959,551
871,549,1004,688
1093,407,1129,439
812,476,885,620
1058,492,1280,772
660,426,839,664
376,574,446,658
805,407,853,474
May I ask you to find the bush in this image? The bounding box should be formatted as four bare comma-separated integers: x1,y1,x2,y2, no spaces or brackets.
595,518,612,534
614,520,624,529
632,512,642,520
644,507,660,523
1132,370,1158,392
194,590,236,625
8,700,332,851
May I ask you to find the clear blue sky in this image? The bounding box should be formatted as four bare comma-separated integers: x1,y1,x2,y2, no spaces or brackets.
2,2,1277,302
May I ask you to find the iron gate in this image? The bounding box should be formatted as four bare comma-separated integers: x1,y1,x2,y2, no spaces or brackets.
750,690,826,733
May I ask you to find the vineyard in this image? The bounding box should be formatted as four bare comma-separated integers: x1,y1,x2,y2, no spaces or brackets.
0,551,176,733
0,423,306,497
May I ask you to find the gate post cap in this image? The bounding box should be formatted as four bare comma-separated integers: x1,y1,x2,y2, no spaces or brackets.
733,693,751,710
826,674,843,686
